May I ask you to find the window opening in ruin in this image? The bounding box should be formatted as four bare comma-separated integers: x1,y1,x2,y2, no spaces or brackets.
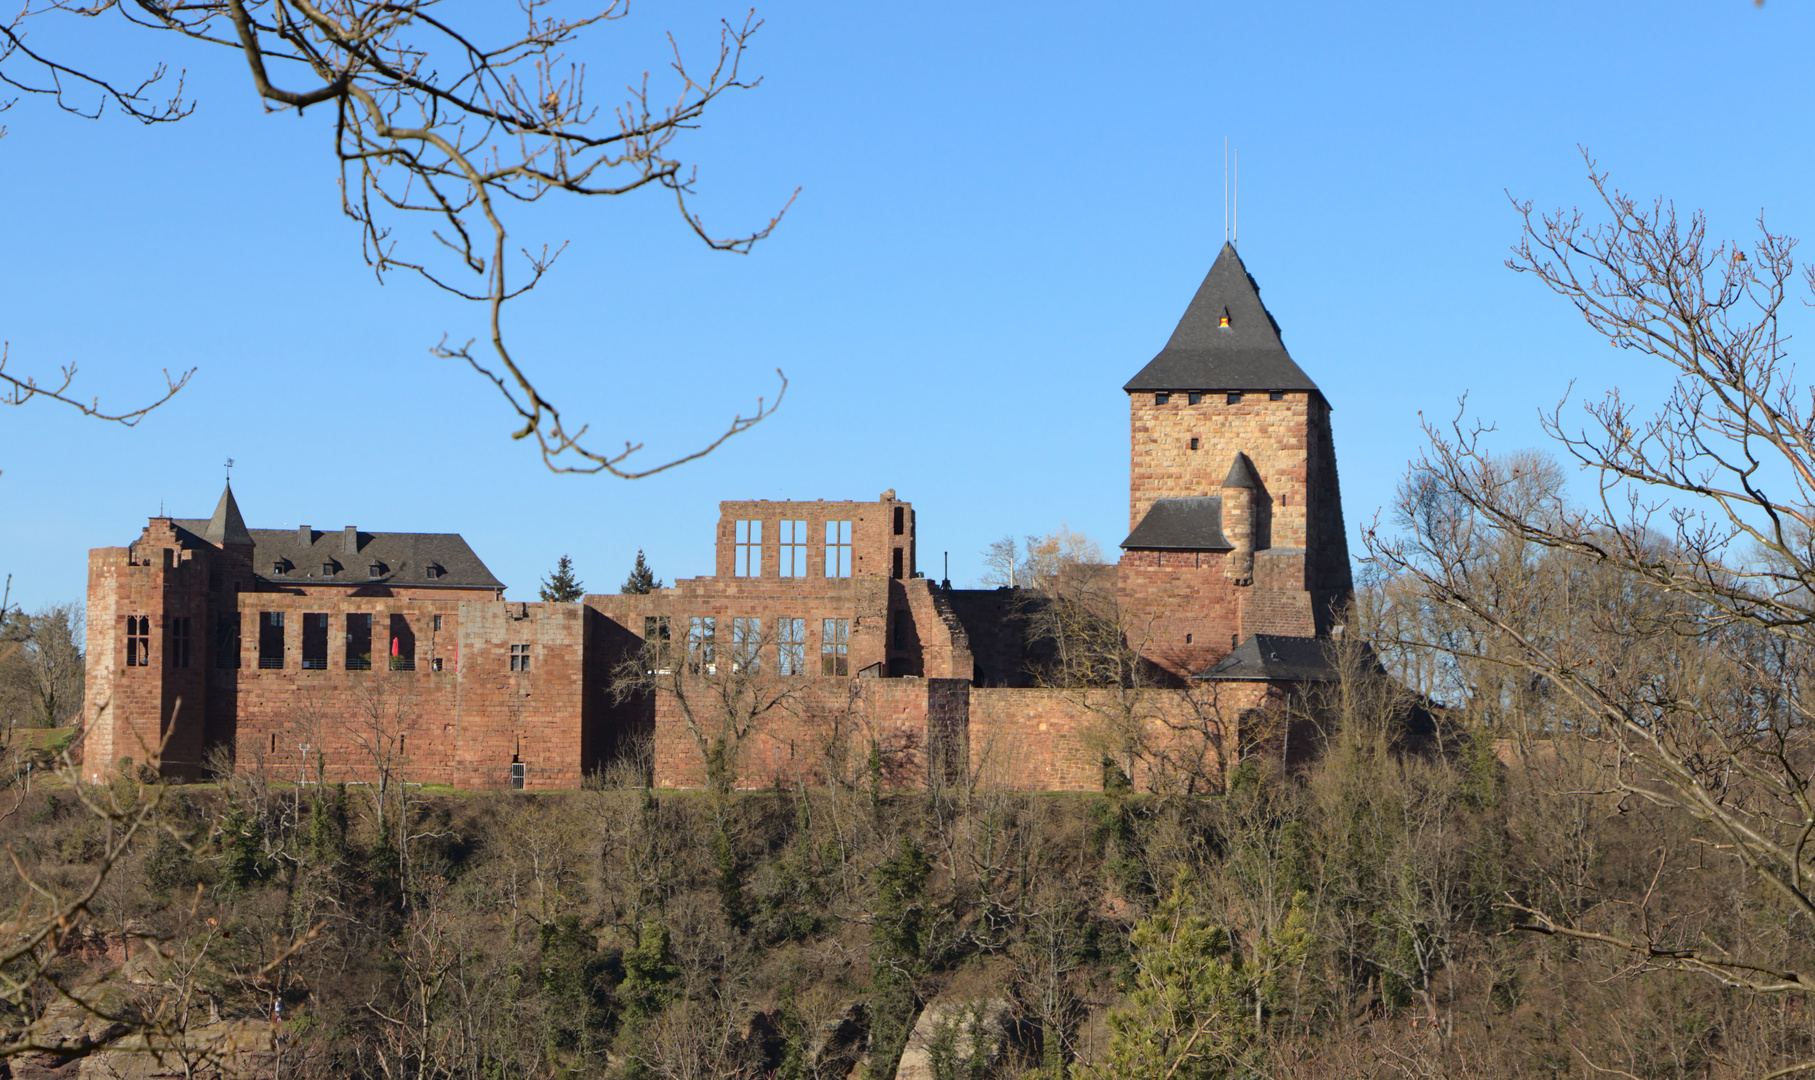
688,616,716,674
511,761,526,789
431,657,443,672
302,613,329,669
1269,390,1284,401
390,614,416,670
168,616,191,669
777,519,807,577
893,506,905,535
734,519,762,576
891,547,904,579
270,733,277,753
1189,437,1200,451
125,615,149,667
1227,392,1243,405
215,614,241,669
432,615,443,632
644,616,672,671
1185,633,1193,644
824,521,852,578
510,643,532,672
345,613,372,670
399,735,406,757
822,618,850,676
732,617,761,673
777,617,805,676
1155,392,1170,405
259,612,285,669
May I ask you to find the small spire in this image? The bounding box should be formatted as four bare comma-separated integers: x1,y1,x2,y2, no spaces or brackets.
204,481,253,547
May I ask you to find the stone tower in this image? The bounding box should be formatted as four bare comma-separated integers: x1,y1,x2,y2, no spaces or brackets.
1116,242,1351,681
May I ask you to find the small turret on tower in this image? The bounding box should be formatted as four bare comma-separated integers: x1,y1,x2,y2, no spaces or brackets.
1220,452,1261,586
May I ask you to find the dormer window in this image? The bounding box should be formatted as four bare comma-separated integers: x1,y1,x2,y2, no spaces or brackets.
1218,307,1231,328
425,564,443,580
322,562,337,577
368,562,383,579
272,561,287,576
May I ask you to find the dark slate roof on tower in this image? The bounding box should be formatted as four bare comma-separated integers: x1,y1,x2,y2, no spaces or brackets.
203,482,254,547
1120,497,1231,551
171,519,505,591
1124,242,1321,393
1221,452,1262,490
1195,633,1381,682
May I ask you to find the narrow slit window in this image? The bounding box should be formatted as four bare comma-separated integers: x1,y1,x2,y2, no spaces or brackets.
1219,307,1231,328
778,519,807,577
893,506,905,535
891,547,904,580
1189,437,1200,451
824,521,852,578
734,520,762,577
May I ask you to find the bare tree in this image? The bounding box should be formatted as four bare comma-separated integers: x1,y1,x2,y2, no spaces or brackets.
2,1,794,474
0,601,84,730
1367,156,1815,1078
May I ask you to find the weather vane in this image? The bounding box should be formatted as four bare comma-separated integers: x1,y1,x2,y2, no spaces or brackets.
225,457,235,482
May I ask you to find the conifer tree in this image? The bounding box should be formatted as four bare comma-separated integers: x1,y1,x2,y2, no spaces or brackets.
620,550,664,594
539,555,586,602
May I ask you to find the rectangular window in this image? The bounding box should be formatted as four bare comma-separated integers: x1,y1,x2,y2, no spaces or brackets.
644,615,672,670
390,614,415,671
126,616,150,667
1269,390,1285,401
369,562,383,579
1189,437,1200,451
734,519,762,577
322,562,336,577
891,547,904,580
821,618,849,676
732,617,761,673
258,612,285,669
302,613,329,669
893,506,905,535
1187,392,1203,405
687,616,716,674
214,614,241,670
510,643,532,672
777,617,805,676
432,614,443,632
345,613,372,670
778,520,808,577
168,616,190,669
1226,392,1243,405
431,657,443,672
1155,392,1171,405
510,761,526,790
824,521,852,578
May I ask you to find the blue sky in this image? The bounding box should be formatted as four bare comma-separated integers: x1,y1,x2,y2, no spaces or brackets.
2,1,1810,612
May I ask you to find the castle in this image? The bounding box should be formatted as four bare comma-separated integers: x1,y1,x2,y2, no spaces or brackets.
82,242,1351,792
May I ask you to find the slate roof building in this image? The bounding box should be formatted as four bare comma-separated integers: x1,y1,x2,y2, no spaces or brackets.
84,242,1355,792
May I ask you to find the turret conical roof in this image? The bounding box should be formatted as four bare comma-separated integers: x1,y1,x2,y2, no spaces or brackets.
1123,242,1320,393
203,482,253,547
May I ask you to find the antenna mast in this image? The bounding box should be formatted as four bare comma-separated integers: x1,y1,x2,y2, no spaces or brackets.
1233,148,1238,246
1223,137,1230,242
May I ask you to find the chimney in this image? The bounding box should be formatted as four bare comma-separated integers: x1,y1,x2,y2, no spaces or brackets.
343,526,358,554
297,525,313,547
